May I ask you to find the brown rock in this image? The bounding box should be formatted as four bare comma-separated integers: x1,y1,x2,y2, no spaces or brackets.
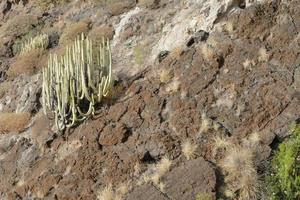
164,157,216,200
126,184,169,200
99,123,130,146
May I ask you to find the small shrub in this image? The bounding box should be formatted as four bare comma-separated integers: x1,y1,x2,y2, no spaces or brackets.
7,49,47,77
0,14,39,38
267,125,300,200
0,112,31,133
59,20,91,46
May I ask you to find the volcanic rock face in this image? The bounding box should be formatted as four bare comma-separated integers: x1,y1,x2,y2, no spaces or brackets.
0,0,299,199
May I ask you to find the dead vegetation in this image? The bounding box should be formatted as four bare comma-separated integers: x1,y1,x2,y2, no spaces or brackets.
0,112,31,133
97,181,131,200
59,20,91,45
7,49,47,78
214,132,261,200
181,140,198,160
0,14,39,38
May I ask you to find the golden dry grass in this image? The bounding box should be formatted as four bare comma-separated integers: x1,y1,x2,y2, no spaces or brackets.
97,181,131,200
199,113,212,134
220,145,258,200
181,140,198,160
0,112,31,133
7,49,47,78
59,20,91,46
159,69,173,83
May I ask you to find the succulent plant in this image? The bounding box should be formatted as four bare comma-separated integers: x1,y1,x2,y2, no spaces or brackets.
42,33,112,130
20,34,49,54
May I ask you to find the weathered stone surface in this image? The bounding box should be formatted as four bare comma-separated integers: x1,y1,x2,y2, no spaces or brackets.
164,157,216,200
126,184,169,200
0,0,299,199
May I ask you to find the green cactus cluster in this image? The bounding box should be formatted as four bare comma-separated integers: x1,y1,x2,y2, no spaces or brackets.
42,34,112,130
20,34,49,54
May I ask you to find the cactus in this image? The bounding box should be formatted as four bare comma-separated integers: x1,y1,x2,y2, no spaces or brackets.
42,33,113,130
20,34,49,54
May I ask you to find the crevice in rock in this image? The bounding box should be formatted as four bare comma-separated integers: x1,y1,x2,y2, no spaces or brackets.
141,151,156,163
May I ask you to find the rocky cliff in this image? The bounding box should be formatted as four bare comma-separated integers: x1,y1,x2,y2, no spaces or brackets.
0,0,299,199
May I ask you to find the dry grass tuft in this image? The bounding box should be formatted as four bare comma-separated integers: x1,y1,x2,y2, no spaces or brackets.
138,156,172,192
0,112,31,133
258,47,269,62
97,181,131,200
181,140,198,160
7,49,47,78
59,20,91,46
220,145,258,200
159,69,173,83
200,43,216,61
97,185,115,200
199,113,212,134
116,181,131,197
166,79,180,93
156,156,172,175
221,146,254,177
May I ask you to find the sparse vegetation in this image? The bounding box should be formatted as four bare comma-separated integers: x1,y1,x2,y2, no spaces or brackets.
97,182,131,200
7,49,47,77
267,125,300,200
59,20,91,46
0,14,39,38
220,146,258,200
199,113,212,134
159,69,173,83
181,140,198,160
0,112,31,133
138,156,172,192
